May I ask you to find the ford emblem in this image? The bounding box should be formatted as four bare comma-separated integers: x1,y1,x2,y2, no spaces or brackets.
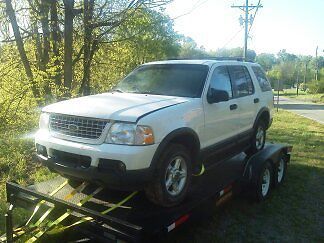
68,124,79,132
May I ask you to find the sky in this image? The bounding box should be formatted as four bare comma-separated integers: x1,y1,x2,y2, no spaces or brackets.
165,0,324,56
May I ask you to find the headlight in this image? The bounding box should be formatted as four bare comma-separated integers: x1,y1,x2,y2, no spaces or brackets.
39,112,50,130
106,122,154,145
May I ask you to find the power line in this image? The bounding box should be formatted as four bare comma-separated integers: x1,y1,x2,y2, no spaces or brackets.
221,27,244,49
172,0,210,20
248,0,261,34
231,0,262,60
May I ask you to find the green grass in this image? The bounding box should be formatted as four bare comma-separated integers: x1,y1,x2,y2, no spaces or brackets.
277,88,324,103
0,136,55,235
0,111,323,241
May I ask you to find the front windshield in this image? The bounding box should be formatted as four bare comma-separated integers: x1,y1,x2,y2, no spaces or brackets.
115,64,209,98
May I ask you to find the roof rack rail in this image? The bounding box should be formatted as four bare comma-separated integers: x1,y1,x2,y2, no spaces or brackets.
166,57,254,62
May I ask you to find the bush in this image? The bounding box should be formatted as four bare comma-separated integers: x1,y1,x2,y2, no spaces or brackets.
307,80,324,94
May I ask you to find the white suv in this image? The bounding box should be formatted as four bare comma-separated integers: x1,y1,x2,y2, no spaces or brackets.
35,59,273,207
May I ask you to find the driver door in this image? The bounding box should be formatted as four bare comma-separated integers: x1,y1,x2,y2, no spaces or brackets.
202,65,240,148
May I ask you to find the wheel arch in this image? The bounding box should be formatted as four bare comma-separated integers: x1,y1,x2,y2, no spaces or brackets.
150,128,201,171
254,107,271,129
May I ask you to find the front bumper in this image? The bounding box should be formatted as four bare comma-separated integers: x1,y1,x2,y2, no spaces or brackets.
38,155,153,190
35,130,158,190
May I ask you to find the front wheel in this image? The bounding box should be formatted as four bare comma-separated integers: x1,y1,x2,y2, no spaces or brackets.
145,144,192,207
245,120,266,156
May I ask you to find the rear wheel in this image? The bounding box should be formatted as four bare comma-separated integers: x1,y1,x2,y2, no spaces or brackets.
274,155,287,186
145,144,192,207
250,160,273,201
245,120,266,156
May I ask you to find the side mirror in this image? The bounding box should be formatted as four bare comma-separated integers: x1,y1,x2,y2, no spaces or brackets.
207,88,229,104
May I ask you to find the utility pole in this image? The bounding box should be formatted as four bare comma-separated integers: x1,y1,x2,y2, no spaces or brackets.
232,0,263,61
296,69,300,96
315,46,319,81
304,62,308,91
295,61,300,96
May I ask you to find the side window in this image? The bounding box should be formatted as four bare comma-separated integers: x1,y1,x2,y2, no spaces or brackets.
252,66,272,91
208,66,233,99
228,65,254,97
244,67,254,94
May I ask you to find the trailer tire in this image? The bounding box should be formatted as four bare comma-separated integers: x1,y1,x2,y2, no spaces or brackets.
245,120,266,156
145,144,192,207
274,154,287,186
251,160,273,201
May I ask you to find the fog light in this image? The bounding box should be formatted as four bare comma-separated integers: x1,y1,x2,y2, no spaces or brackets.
36,144,48,157
118,162,126,173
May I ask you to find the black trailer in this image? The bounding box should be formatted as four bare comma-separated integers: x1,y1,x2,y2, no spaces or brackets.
3,144,292,242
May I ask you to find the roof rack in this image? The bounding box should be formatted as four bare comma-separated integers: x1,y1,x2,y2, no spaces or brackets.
167,57,254,62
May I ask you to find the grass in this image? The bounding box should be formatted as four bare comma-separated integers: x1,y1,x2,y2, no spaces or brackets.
0,110,323,242
0,136,55,235
276,88,324,103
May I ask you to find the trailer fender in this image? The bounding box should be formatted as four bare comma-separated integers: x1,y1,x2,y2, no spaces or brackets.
243,144,292,182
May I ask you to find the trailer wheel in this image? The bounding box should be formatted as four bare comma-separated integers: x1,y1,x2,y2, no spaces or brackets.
245,120,266,156
274,155,287,186
145,144,192,207
251,160,273,201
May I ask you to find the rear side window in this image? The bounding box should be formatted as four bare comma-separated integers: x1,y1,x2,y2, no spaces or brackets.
228,65,254,97
252,66,272,92
208,66,233,98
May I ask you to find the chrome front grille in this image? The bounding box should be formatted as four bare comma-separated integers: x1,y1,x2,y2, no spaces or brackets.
49,114,109,139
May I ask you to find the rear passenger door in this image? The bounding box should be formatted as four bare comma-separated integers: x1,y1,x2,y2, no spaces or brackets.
227,65,258,134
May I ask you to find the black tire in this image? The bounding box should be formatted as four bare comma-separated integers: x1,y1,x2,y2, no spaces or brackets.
145,144,192,207
274,154,287,187
245,120,266,156
250,160,273,202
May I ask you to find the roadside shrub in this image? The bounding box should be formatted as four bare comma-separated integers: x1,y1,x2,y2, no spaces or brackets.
307,80,324,94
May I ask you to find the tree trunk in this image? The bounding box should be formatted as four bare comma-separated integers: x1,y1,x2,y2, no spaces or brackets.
5,0,40,100
63,0,75,95
40,0,50,68
31,20,43,70
50,0,62,87
40,0,51,96
80,0,95,96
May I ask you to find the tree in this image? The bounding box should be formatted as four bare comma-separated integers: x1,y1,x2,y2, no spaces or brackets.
4,0,40,101
50,0,62,87
256,53,276,71
79,0,95,95
74,0,172,95
178,37,209,58
212,47,256,61
277,49,298,63
63,0,75,94
89,8,180,92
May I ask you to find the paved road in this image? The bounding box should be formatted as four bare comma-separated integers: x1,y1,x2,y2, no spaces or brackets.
274,96,324,125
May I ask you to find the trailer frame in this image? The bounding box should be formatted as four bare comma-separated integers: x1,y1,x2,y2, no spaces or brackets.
4,143,292,242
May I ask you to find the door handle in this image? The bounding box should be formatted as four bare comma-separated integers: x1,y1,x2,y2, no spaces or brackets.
254,98,260,103
230,104,238,110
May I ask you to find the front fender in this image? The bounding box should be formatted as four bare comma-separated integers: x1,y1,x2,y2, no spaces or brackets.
149,127,201,171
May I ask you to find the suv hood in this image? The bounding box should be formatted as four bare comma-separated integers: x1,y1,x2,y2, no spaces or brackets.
42,93,188,122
